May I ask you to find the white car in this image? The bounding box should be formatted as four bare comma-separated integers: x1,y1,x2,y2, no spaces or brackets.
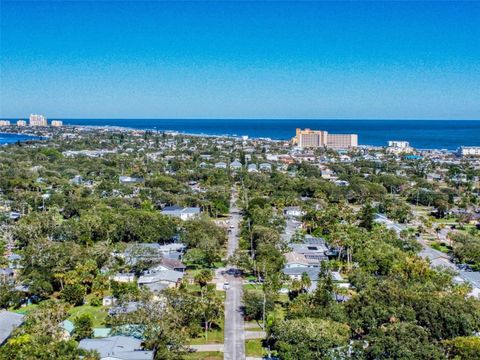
223,282,230,290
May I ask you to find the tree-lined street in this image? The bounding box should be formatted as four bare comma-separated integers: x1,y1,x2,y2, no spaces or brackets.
224,187,246,360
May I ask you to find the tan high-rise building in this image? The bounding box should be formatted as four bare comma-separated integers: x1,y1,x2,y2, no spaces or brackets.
327,134,358,149
0,120,11,126
293,128,358,149
294,128,328,148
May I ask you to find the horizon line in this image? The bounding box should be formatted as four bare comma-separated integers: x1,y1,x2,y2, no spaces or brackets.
2,117,480,121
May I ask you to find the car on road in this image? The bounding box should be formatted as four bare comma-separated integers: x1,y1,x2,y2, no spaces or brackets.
223,281,230,290
457,264,474,272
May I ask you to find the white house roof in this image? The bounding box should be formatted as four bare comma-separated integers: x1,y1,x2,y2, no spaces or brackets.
138,269,184,284
78,336,153,360
0,311,25,345
161,206,200,217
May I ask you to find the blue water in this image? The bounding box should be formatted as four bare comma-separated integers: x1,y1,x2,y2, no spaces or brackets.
3,119,480,150
0,132,41,145
61,119,480,150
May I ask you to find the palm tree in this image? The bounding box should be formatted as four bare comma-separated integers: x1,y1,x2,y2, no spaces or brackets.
194,269,213,289
300,272,311,293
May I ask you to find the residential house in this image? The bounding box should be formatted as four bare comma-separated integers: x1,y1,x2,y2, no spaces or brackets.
284,252,310,268
289,242,329,265
70,175,84,185
119,176,144,185
0,268,14,284
334,180,349,187
102,296,118,307
78,336,154,360
283,206,305,219
125,242,186,265
230,160,242,170
111,273,135,283
108,302,140,316
7,254,22,269
247,164,258,173
161,206,200,220
321,168,335,180
137,269,184,292
282,267,320,283
157,258,186,272
8,212,21,221
0,310,24,345
259,163,272,172
214,161,227,169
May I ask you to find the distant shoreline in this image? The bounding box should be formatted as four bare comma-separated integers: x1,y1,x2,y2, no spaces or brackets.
1,118,480,150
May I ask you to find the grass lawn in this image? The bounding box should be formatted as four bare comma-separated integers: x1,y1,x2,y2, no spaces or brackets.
245,339,267,357
68,304,108,327
277,293,290,305
433,218,458,225
244,320,263,330
430,242,451,254
243,283,263,291
189,321,224,345
183,351,223,360
12,303,38,315
410,205,433,215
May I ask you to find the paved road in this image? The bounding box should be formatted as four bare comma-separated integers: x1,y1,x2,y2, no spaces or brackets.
190,344,224,352
224,187,246,360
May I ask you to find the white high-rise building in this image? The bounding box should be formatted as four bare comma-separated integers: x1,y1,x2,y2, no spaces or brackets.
0,120,11,126
29,114,47,126
17,120,27,126
51,120,63,127
458,147,480,157
388,141,410,148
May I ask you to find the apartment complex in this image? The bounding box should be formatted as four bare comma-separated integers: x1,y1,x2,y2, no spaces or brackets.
51,120,63,127
387,140,413,154
388,141,410,148
293,128,358,149
458,146,480,157
0,120,11,126
16,120,27,126
29,114,48,126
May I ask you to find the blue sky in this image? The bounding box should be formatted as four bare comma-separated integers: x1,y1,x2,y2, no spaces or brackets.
1,1,479,119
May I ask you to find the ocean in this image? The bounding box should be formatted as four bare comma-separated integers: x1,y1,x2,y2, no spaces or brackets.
62,119,480,150
2,119,480,150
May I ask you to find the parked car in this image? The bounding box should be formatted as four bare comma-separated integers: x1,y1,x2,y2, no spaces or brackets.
223,282,230,290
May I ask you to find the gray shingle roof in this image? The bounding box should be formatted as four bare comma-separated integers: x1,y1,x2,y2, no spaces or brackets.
0,311,24,345
78,336,153,360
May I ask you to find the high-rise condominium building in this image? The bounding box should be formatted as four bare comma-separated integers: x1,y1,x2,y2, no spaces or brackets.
29,114,47,126
0,120,11,126
293,128,358,149
388,141,410,148
294,128,328,147
458,146,480,157
327,134,359,149
17,120,27,126
51,120,63,127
